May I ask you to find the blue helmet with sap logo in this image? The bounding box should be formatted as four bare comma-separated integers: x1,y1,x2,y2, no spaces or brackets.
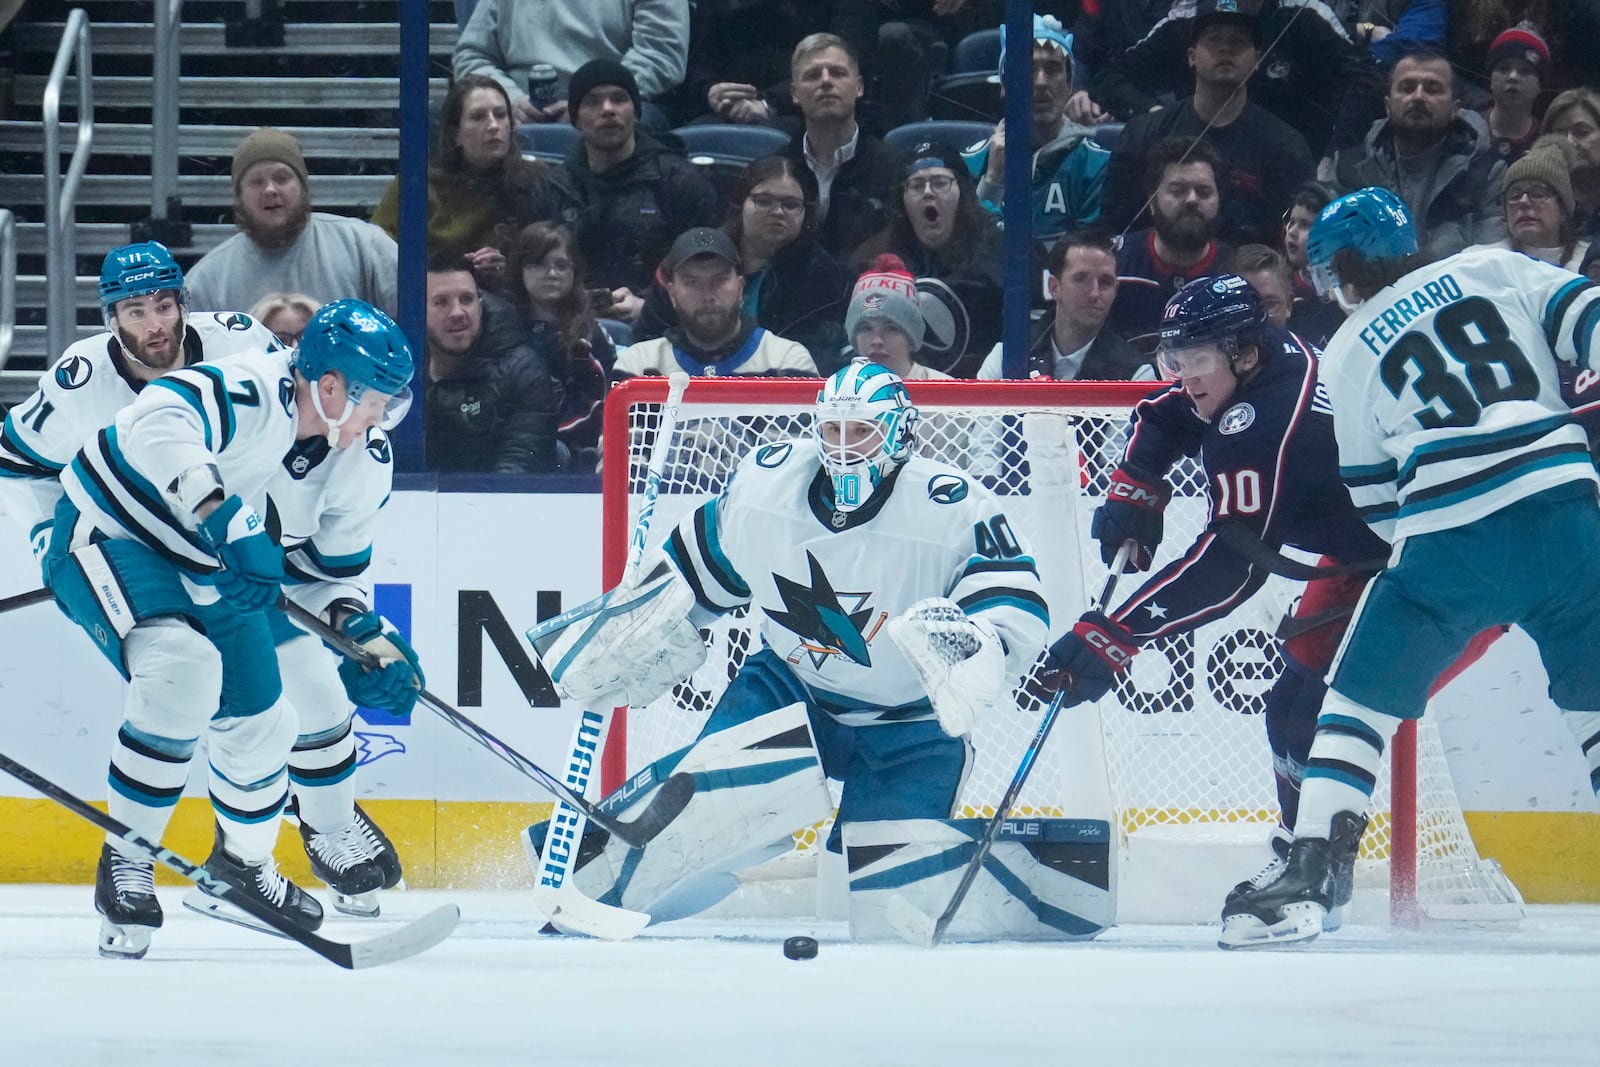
100,242,184,316
295,299,415,435
1305,186,1418,299
815,358,919,513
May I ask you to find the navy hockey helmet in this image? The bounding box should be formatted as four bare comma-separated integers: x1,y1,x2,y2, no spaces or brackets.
99,242,185,316
1305,186,1418,299
295,299,416,435
1157,274,1267,377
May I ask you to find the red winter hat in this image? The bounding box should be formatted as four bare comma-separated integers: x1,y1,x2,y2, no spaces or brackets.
1488,22,1550,82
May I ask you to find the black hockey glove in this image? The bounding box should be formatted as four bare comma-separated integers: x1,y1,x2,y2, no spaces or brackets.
1037,611,1138,705
1092,465,1168,572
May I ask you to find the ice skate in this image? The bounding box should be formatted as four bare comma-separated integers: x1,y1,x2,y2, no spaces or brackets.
185,824,324,936
289,797,404,917
1219,812,1365,949
94,843,163,960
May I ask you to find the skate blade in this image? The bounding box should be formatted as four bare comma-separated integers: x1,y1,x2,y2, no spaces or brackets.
97,918,154,960
1217,902,1325,950
332,891,381,918
181,887,293,940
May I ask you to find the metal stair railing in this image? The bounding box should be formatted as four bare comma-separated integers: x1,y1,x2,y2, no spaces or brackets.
145,0,187,246
0,210,15,375
42,8,94,363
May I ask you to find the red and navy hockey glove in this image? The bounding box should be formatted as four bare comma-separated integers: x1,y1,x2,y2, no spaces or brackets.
1038,611,1139,705
1092,465,1168,572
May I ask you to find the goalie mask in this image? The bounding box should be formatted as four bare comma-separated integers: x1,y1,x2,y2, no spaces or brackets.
814,359,919,513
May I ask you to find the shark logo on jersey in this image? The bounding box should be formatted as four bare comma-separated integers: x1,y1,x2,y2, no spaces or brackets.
1219,403,1255,435
215,312,254,331
927,474,968,504
756,442,793,468
768,551,885,668
366,432,392,465
355,731,407,766
55,354,93,390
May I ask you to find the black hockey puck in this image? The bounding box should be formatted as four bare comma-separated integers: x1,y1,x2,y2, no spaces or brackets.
782,935,818,960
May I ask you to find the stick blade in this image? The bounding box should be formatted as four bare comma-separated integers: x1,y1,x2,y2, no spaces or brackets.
343,904,462,970
521,822,652,941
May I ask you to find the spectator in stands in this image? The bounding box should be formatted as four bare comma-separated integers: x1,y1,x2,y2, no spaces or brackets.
683,0,827,126
963,14,1111,247
371,75,544,289
1345,1,1449,70
507,222,616,471
854,141,1005,378
637,156,852,374
1069,0,1168,125
1099,1,1315,247
424,256,560,473
1478,23,1550,164
1278,181,1345,347
1542,88,1600,241
830,0,993,133
452,0,689,127
1329,50,1507,259
248,292,320,349
611,227,818,378
1090,0,1374,160
1476,136,1592,271
1232,244,1293,328
976,229,1144,381
781,34,902,263
1109,137,1233,350
186,129,398,317
528,60,721,325
1448,1,1553,96
841,255,952,380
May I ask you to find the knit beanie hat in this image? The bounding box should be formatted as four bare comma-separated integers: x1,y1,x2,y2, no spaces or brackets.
567,59,642,123
846,254,923,350
232,128,308,190
1487,22,1550,83
1505,135,1575,217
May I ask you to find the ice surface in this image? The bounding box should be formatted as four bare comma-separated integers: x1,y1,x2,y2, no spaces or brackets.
1,886,1596,1067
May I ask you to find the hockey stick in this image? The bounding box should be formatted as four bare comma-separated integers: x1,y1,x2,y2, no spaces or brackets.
528,370,693,940
0,586,51,614
901,541,1135,948
279,598,692,850
0,748,458,968
1211,521,1386,582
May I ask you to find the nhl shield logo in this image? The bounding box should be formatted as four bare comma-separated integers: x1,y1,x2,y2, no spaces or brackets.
1219,402,1256,435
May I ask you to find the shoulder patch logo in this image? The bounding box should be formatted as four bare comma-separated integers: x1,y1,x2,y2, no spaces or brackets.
928,473,968,504
55,354,93,390
215,312,253,331
365,430,393,465
1219,402,1256,435
756,442,793,468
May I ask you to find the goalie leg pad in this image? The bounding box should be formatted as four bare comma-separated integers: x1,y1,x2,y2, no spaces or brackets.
844,817,1115,943
820,714,971,854
527,559,707,708
526,700,833,923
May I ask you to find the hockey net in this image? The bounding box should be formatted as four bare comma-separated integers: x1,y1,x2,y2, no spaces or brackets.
599,376,1523,925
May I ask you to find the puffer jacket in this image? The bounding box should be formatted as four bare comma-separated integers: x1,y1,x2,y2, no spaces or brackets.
529,130,721,295
1331,111,1507,261
425,292,559,474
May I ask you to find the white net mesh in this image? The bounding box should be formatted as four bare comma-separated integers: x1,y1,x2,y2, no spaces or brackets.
607,379,1523,923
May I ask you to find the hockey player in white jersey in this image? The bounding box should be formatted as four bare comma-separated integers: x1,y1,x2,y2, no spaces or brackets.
0,247,410,928
40,295,418,958
527,360,1050,928
1221,187,1600,948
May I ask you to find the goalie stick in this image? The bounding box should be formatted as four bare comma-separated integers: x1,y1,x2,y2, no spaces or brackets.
0,748,458,969
895,541,1134,948
279,598,692,851
529,370,693,940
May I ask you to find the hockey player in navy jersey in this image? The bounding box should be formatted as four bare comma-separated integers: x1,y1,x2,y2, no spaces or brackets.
1040,274,1389,875
28,287,419,958
1221,187,1600,947
527,360,1049,925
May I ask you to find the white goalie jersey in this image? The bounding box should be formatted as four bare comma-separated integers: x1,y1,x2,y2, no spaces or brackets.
271,426,395,619
57,345,299,580
0,313,284,557
1323,247,1600,542
663,438,1049,726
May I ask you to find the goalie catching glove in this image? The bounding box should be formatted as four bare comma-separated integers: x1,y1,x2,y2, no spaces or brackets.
1037,611,1138,706
887,598,1009,737
529,559,707,710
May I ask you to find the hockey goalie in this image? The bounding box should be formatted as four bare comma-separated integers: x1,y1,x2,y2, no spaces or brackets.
526,360,1117,943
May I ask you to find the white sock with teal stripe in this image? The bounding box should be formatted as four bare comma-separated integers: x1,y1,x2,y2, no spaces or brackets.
1294,690,1401,840
1564,710,1600,798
